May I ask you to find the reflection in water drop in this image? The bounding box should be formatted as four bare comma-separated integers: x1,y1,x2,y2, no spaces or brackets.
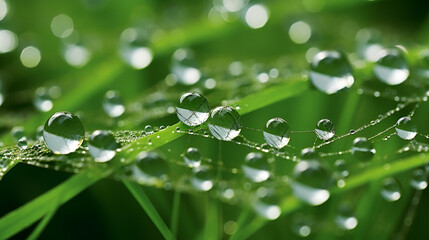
119,28,153,69
245,4,269,29
33,87,54,112
135,151,168,181
395,116,417,140
242,152,270,182
315,118,335,140
88,130,119,162
0,29,18,54
171,49,201,85
309,51,354,94
43,112,85,154
103,90,125,118
252,187,281,220
176,92,210,126
289,21,311,44
191,167,214,191
18,137,28,150
410,169,427,190
351,137,375,161
263,117,290,149
51,14,74,38
183,147,202,168
208,106,241,141
335,205,358,230
380,177,401,202
374,48,409,85
20,46,41,68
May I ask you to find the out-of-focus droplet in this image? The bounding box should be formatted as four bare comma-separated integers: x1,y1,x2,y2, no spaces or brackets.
171,48,201,85
242,152,270,182
289,21,311,44
395,116,417,140
51,14,74,38
374,47,409,85
245,4,269,29
20,46,41,68
88,130,120,162
0,29,18,54
119,28,153,69
64,45,91,68
351,137,375,161
103,90,125,118
380,177,401,202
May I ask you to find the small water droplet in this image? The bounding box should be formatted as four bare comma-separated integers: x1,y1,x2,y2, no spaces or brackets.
309,50,354,94
171,48,201,85
292,214,313,237
252,187,281,220
335,204,358,230
191,166,214,191
208,106,241,141
136,151,168,179
88,130,120,162
395,116,417,140
43,112,85,154
103,90,125,118
263,117,290,149
183,147,202,168
119,28,153,69
33,87,54,112
410,169,427,190
242,152,270,182
144,125,154,133
380,177,401,202
374,47,409,85
18,137,28,150
334,159,349,179
176,92,209,126
315,119,335,140
291,160,331,205
351,137,375,161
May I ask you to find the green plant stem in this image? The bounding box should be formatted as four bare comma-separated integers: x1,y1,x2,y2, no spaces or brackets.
26,207,57,240
170,190,181,237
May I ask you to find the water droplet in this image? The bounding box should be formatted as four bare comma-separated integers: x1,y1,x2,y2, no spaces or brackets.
176,92,209,126
33,87,54,112
50,14,74,38
315,118,335,140
335,204,358,230
245,4,269,29
300,148,320,161
64,44,91,68
410,169,427,190
289,21,312,44
191,166,214,191
395,116,417,140
20,46,41,68
291,160,331,205
0,0,8,21
374,48,409,85
309,51,354,94
0,29,18,54
88,130,119,162
263,117,290,149
103,90,125,118
380,177,401,202
183,147,202,168
136,151,168,179
208,106,241,141
119,28,153,69
242,152,270,182
351,137,375,161
18,137,28,150
252,187,281,220
144,125,154,134
43,112,85,154
171,49,201,85
334,159,349,179
292,214,313,237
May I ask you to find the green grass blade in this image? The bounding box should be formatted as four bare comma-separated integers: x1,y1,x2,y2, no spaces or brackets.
170,191,181,237
26,207,57,240
122,180,175,240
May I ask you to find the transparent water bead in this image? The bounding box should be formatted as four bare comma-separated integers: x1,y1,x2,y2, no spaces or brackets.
18,137,28,150
291,160,331,206
395,116,417,140
334,159,349,179
119,28,153,69
0,29,18,54
309,50,354,94
171,49,201,85
242,152,270,182
208,106,241,141
416,49,429,78
176,92,209,126
136,151,168,179
183,147,202,168
380,177,401,202
351,137,375,161
103,90,125,118
0,79,4,107
300,148,320,161
335,205,358,230
263,117,290,148
410,169,428,190
252,188,281,220
88,130,120,162
33,87,54,112
43,112,85,154
374,47,409,85
191,167,214,191
315,119,335,140
292,214,312,237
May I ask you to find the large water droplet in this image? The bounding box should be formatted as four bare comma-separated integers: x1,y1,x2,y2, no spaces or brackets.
291,160,331,205
135,151,168,180
208,106,241,141
88,130,119,162
309,51,354,94
263,117,290,149
103,90,125,118
380,177,401,202
315,118,335,140
351,137,375,161
171,49,201,85
176,92,209,126
373,48,409,85
242,152,270,182
191,166,214,191
43,112,85,154
395,116,417,140
0,29,18,54
33,87,54,112
410,169,427,190
183,147,202,168
335,204,358,230
119,28,153,69
252,187,281,220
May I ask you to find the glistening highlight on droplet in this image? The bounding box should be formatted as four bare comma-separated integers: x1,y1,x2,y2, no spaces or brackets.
176,92,209,127
263,117,290,149
208,106,241,141
88,130,120,162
